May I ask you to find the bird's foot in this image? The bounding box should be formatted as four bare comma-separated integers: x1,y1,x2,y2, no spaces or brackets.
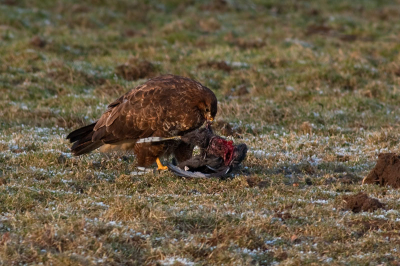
156,158,168,171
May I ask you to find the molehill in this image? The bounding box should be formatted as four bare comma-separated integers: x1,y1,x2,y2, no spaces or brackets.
342,192,384,213
363,153,400,188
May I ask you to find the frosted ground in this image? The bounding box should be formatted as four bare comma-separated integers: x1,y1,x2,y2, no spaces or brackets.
1,124,400,264
2,0,400,264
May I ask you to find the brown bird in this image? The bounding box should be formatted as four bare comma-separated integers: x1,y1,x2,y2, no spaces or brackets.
66,75,218,170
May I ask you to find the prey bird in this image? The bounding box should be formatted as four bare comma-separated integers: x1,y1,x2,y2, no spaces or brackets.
137,127,248,178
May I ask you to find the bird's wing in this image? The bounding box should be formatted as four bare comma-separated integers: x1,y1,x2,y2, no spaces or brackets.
91,76,205,144
136,136,181,143
66,75,216,160
92,84,164,142
167,164,230,178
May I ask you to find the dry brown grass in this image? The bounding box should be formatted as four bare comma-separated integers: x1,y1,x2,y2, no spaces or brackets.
2,0,400,265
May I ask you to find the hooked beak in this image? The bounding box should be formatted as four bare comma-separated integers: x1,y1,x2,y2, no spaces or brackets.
205,114,214,122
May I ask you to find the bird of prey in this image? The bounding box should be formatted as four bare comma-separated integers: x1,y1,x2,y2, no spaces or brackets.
66,75,217,170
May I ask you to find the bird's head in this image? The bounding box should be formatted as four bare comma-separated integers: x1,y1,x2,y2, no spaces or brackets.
198,97,217,123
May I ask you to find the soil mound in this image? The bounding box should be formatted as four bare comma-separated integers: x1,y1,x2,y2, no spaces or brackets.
342,192,384,213
115,58,156,81
198,61,232,72
362,153,400,188
212,120,243,137
30,35,47,48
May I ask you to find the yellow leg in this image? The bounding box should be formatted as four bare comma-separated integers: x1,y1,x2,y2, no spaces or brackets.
156,158,168,170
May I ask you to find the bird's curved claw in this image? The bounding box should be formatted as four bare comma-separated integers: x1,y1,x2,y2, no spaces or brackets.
158,165,168,170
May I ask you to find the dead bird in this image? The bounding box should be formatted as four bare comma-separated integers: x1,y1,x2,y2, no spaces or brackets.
137,127,247,178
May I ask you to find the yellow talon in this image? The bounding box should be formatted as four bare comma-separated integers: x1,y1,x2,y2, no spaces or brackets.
156,158,168,170
362,176,367,185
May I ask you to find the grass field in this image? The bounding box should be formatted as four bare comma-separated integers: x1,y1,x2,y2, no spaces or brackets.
1,0,400,265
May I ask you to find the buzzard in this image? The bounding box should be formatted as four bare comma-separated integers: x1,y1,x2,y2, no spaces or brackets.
66,75,217,170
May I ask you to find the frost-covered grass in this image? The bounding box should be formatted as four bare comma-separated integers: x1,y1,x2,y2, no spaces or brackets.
2,0,400,265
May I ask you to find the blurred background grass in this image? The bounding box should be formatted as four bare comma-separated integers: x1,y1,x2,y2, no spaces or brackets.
2,0,400,133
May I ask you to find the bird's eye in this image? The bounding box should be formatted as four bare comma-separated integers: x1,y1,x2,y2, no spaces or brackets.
206,108,210,112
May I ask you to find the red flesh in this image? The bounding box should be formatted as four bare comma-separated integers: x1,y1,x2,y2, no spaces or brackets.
208,136,235,166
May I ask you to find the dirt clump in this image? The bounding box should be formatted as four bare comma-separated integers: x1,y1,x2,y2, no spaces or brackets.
201,0,229,12
30,36,47,48
246,176,270,188
339,34,358,42
305,24,333,36
70,4,91,13
394,67,400,77
325,173,362,185
346,219,398,238
292,162,315,175
213,120,234,136
338,173,361,184
362,153,400,188
198,61,232,72
212,120,243,137
233,38,265,49
122,29,135,38
231,84,250,96
274,212,292,221
224,84,250,97
115,58,156,81
342,192,384,213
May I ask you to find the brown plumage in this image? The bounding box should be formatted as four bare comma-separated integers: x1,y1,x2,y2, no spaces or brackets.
66,75,218,168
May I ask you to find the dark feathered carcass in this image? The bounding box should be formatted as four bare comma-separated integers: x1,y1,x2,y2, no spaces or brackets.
137,126,247,178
